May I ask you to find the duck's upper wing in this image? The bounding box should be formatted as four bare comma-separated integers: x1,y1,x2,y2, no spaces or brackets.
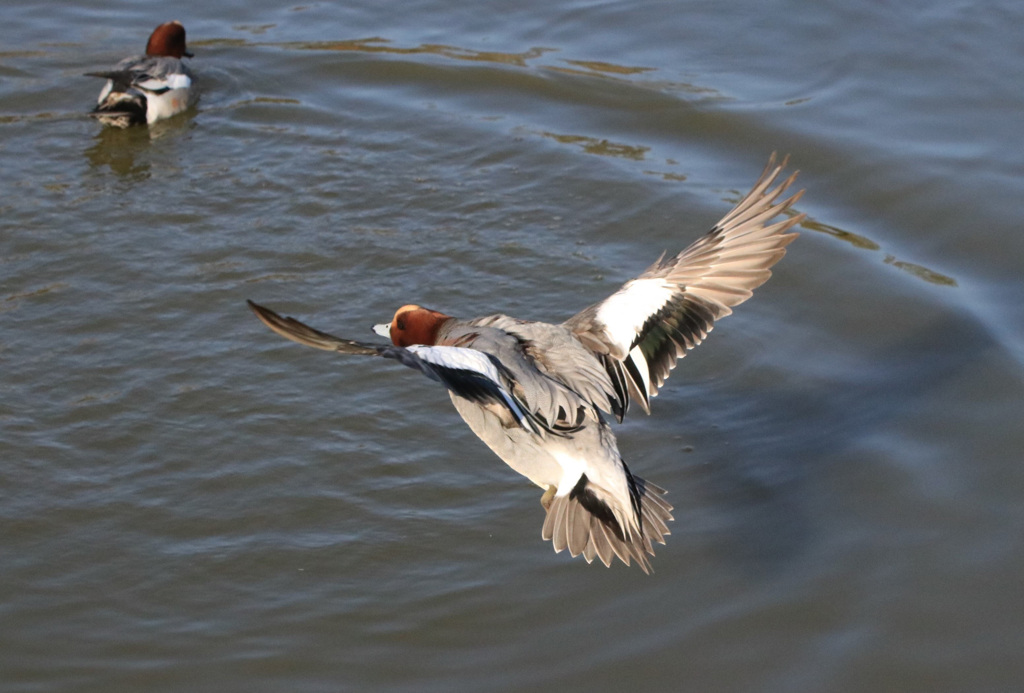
247,300,542,434
247,300,381,354
86,56,191,94
456,316,615,431
563,154,805,420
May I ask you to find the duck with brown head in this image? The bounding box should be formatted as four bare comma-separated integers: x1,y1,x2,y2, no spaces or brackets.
372,305,453,347
249,154,805,573
86,21,197,128
145,21,193,59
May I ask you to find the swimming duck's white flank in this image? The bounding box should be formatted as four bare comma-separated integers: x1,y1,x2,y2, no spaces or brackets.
249,154,805,573
86,21,196,128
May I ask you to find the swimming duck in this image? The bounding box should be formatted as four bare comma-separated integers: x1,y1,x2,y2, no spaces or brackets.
248,155,804,573
87,21,196,128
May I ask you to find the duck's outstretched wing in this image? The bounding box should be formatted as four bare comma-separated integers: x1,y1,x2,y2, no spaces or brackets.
247,300,540,432
563,153,805,420
248,299,380,354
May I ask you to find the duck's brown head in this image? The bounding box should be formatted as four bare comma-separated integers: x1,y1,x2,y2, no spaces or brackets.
146,21,193,59
373,305,451,347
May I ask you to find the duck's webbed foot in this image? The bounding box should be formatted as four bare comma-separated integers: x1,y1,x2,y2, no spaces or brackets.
540,485,557,511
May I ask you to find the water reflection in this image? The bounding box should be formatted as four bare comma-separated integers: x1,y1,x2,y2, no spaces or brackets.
801,218,880,251
82,113,195,177
643,170,688,182
286,38,555,68
202,35,699,91
83,126,151,177
535,130,649,160
2,283,68,314
884,255,958,287
561,59,654,76
798,218,957,287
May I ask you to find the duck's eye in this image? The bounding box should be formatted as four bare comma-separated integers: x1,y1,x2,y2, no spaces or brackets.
396,317,406,330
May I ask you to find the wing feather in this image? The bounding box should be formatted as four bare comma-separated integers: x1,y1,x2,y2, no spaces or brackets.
248,300,542,433
564,153,804,418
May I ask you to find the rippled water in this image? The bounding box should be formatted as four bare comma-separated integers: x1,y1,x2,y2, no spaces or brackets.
3,1,1023,691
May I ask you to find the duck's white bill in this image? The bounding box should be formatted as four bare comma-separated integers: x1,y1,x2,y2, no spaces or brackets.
372,323,391,338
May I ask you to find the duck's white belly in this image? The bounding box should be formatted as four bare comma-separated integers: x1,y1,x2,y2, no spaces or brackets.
449,394,563,489
448,393,629,501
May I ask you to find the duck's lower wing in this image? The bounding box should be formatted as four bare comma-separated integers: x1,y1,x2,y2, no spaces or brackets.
248,299,382,354
248,300,541,431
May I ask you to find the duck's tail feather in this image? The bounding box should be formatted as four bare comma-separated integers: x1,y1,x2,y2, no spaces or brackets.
541,475,673,574
90,91,147,128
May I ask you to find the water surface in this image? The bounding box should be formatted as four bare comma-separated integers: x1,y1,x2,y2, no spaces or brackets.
2,1,1023,691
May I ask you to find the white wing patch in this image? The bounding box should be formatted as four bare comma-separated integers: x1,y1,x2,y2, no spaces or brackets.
594,277,674,354
406,345,503,382
163,73,192,90
137,73,191,92
405,344,537,432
